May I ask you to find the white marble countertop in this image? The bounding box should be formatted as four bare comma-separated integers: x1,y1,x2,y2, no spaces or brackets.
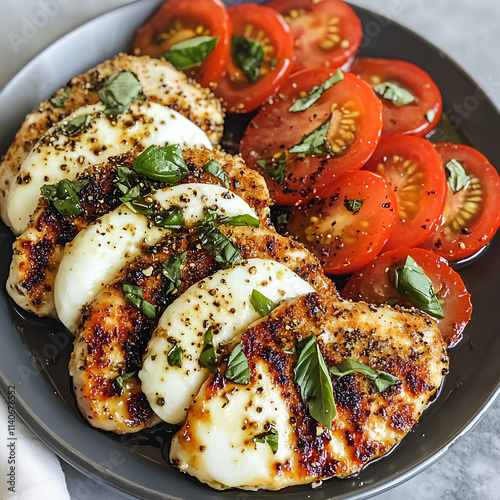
0,1,499,499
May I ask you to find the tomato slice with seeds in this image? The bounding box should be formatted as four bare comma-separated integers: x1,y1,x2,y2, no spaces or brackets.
267,0,362,72
240,68,383,205
420,143,500,261
363,134,447,251
131,0,232,88
214,3,294,113
286,170,398,275
350,58,442,137
342,247,472,347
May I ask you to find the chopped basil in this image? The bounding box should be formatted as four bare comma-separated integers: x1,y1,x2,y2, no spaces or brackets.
344,198,365,214
199,225,242,267
40,178,89,216
202,160,230,188
132,144,189,184
219,214,259,227
289,120,330,156
425,109,436,123
198,209,220,226
162,251,186,295
61,114,92,137
391,255,444,319
250,289,277,317
445,158,470,193
122,283,156,319
231,35,264,83
225,343,250,384
119,187,153,216
253,425,278,453
152,206,185,229
256,152,287,184
294,335,336,429
199,327,217,373
50,85,71,107
330,359,399,393
289,70,344,112
97,71,145,115
373,81,415,107
167,344,184,368
163,36,219,71
114,371,136,396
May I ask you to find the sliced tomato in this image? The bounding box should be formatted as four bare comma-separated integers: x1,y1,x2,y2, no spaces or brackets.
420,143,500,261
350,58,442,137
131,0,231,88
363,134,446,251
342,247,472,346
267,0,362,72
213,3,294,113
286,170,398,275
240,68,383,205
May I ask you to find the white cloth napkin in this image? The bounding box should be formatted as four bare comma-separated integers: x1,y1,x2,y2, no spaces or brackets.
0,394,70,500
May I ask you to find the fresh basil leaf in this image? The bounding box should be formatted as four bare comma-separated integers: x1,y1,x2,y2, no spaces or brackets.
98,71,145,115
61,114,92,137
50,85,71,107
344,198,365,214
198,209,220,226
167,344,184,368
289,70,344,112
163,36,219,71
231,35,264,83
425,109,436,123
202,160,230,188
40,178,89,216
445,159,470,193
391,255,444,319
219,214,259,227
294,335,336,428
132,144,189,184
199,225,242,267
152,206,185,229
114,371,136,396
225,343,250,384
122,283,156,319
373,81,415,107
253,425,278,453
162,251,186,295
199,327,217,373
256,152,287,184
329,359,399,393
250,289,277,317
289,120,330,156
122,193,154,216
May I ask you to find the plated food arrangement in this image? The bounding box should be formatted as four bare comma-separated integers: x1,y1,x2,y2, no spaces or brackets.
1,0,500,496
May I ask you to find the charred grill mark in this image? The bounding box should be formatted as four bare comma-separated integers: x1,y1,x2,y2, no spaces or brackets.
127,392,156,427
20,238,53,291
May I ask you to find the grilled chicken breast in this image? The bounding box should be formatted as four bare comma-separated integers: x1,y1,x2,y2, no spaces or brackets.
170,293,448,490
69,225,335,434
0,53,224,226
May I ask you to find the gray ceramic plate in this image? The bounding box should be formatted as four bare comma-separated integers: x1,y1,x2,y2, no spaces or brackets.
0,1,499,499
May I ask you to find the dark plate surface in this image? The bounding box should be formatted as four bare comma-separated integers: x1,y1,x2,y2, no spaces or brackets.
0,1,499,499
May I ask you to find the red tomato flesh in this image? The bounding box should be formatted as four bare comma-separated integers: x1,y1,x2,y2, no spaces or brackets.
363,134,447,251
286,170,398,275
342,247,472,347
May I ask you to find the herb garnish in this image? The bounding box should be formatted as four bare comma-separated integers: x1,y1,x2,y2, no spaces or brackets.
98,71,145,115
289,120,330,156
40,178,89,216
162,251,186,295
163,36,219,70
198,225,243,267
253,425,278,453
256,152,287,184
225,343,250,384
152,206,185,229
425,109,436,123
231,35,264,83
114,371,136,396
219,214,259,227
250,289,277,317
122,283,156,319
202,160,230,188
132,144,189,184
167,344,184,368
373,81,415,107
50,85,71,107
330,359,399,393
61,114,92,137
445,158,470,193
199,327,217,373
344,198,365,214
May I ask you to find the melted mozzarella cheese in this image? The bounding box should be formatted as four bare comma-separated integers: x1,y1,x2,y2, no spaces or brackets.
139,258,314,424
54,184,257,333
6,101,212,234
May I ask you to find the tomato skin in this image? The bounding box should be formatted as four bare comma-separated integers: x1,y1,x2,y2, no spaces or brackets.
240,68,383,205
131,0,232,88
342,247,472,346
267,0,362,73
420,143,500,261
363,134,447,251
286,170,398,275
214,3,294,113
350,58,442,137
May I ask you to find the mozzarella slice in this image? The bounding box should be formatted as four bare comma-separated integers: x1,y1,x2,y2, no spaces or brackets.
139,258,314,424
54,184,257,333
6,101,212,234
